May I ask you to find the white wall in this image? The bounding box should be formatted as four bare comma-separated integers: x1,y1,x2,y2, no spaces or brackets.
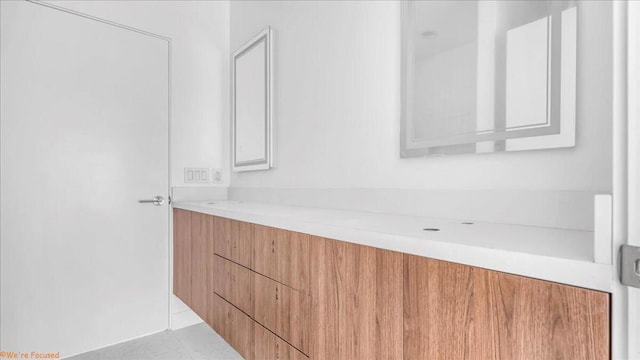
229,1,612,194
53,0,230,188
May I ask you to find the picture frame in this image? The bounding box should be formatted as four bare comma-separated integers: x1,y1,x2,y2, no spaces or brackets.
232,27,273,171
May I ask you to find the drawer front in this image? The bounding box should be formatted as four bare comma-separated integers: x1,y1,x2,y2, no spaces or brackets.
252,272,310,355
212,255,252,316
210,294,254,360
253,224,310,292
255,322,309,360
213,216,253,268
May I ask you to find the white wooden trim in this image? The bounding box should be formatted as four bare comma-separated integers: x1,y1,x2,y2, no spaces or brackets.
626,0,640,357
612,1,631,358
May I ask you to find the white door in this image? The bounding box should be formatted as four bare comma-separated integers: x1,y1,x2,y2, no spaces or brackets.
0,1,170,357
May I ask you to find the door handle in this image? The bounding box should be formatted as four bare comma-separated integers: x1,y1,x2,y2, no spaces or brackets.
138,196,165,206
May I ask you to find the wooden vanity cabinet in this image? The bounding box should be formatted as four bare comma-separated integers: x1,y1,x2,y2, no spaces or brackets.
173,210,610,360
210,293,254,359
190,211,211,321
173,209,212,322
252,271,310,354
212,255,253,316
403,255,610,360
475,267,609,360
403,255,473,359
213,216,253,268
254,322,308,360
209,216,311,359
173,209,191,305
253,224,310,292
309,236,404,360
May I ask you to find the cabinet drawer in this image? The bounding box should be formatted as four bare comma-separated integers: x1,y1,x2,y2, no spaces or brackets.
210,294,254,360
213,216,253,268
252,272,310,355
212,255,252,316
253,224,310,292
255,322,309,360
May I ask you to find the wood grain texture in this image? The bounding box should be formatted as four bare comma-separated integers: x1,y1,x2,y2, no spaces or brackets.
309,236,403,360
403,254,473,359
374,247,405,359
190,211,211,321
213,254,253,317
173,209,191,305
213,216,253,268
403,254,610,360
206,214,216,328
210,293,254,360
212,216,231,262
254,322,309,360
253,225,310,292
252,272,310,355
208,287,223,337
472,268,610,360
233,219,254,269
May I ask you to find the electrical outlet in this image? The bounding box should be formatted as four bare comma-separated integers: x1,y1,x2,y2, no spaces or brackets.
184,168,209,183
212,168,223,183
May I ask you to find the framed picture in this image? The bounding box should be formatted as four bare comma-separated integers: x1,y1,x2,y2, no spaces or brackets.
232,27,273,171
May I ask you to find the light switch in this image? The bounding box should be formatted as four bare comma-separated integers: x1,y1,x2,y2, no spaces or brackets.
184,168,210,183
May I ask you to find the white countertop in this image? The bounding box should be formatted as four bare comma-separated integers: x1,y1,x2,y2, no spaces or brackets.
174,200,614,292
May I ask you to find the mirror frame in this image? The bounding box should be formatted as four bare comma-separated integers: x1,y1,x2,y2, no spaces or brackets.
232,27,273,171
400,1,576,157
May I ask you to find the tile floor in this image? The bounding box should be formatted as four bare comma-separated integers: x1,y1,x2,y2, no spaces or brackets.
67,323,242,360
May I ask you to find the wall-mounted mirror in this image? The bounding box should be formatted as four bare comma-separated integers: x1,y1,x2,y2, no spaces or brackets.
401,0,577,157
233,27,272,171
